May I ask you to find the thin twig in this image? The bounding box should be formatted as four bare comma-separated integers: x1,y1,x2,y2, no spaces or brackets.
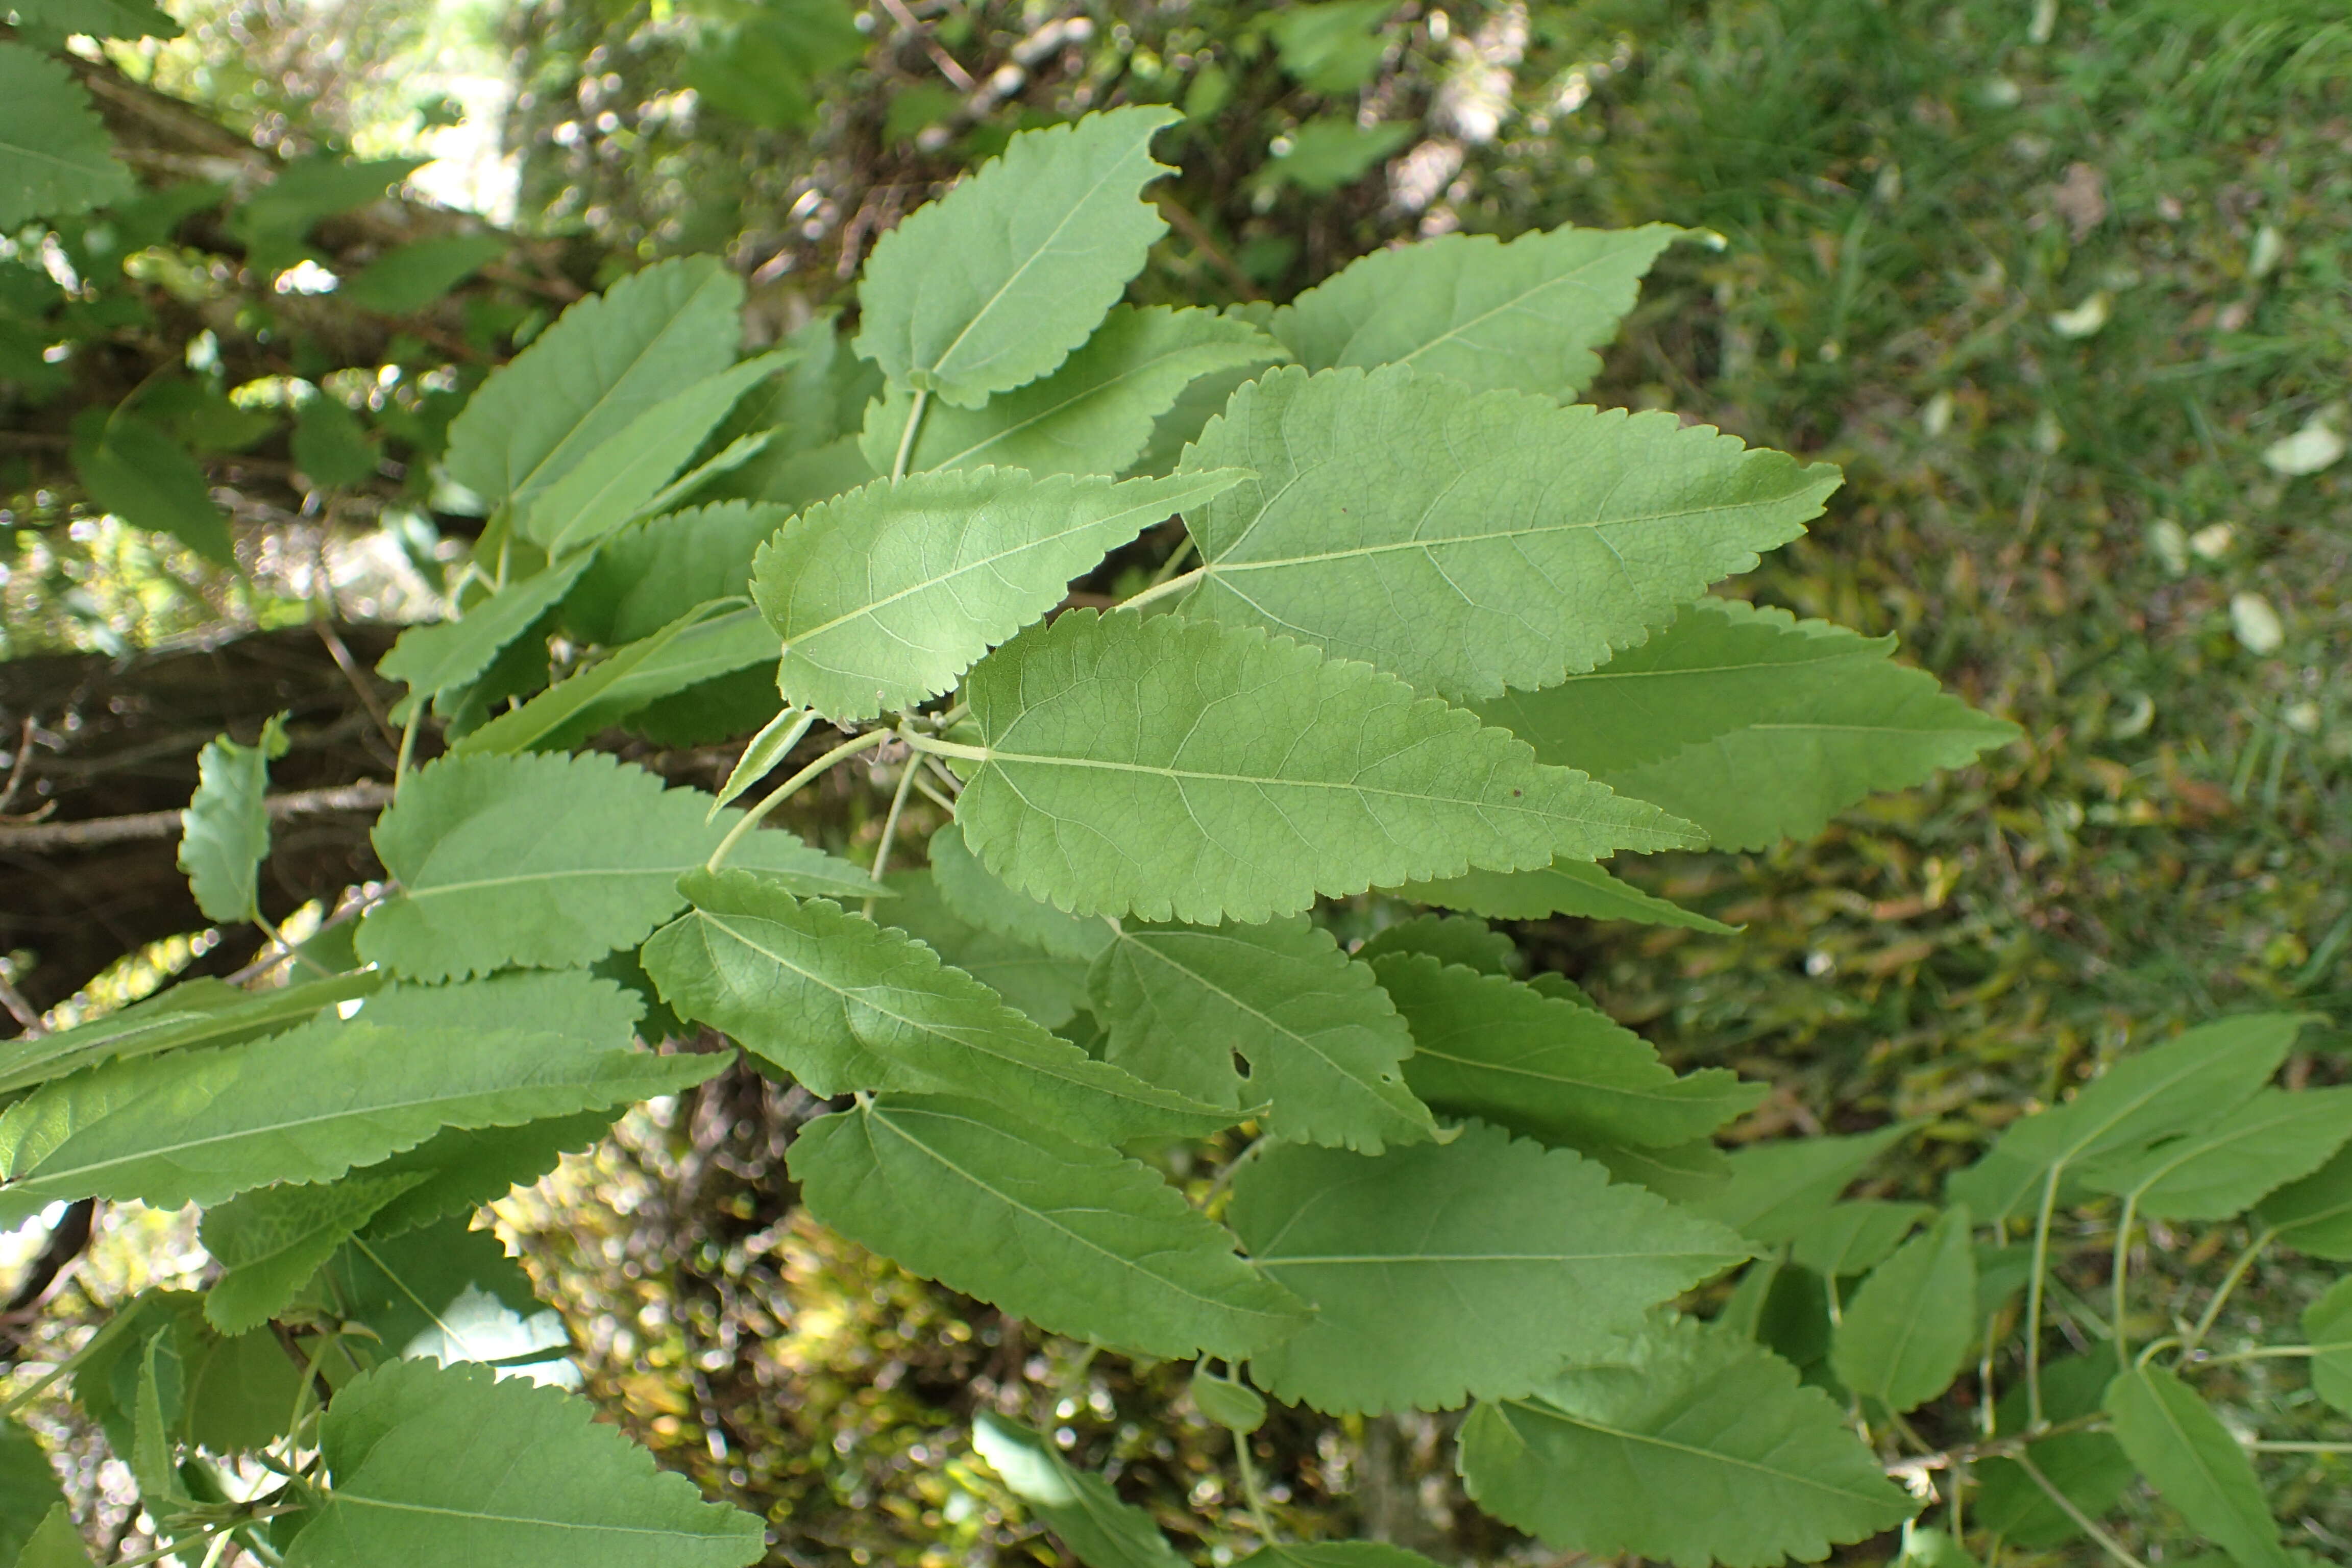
313,623,399,752
2016,1454,2149,1568
0,967,44,1036
0,783,393,853
222,884,390,986
0,716,38,817
875,0,978,91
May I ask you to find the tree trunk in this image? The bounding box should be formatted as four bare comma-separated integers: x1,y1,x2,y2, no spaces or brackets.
0,623,398,1013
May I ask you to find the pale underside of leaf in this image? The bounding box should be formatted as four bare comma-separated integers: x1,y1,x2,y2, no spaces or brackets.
1177,365,1839,701
789,1094,1308,1361
954,610,1700,924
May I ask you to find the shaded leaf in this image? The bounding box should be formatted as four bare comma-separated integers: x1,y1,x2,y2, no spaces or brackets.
864,305,1284,476
10,1504,93,1568
1235,1549,1443,1568
0,1013,724,1222
565,502,786,646
643,870,1231,1140
1828,1206,1976,1413
285,1359,764,1566
1089,917,1435,1152
1189,1371,1266,1434
970,1413,1190,1568
2302,1277,2352,1416
791,1094,1307,1359
1386,856,1736,932
450,601,747,756
1478,600,2018,850
1458,1314,1914,1568
756,467,1240,721
2103,1363,2290,1568
1370,954,1759,1149
954,610,1699,924
927,825,1112,962
201,1173,426,1334
376,555,593,708
444,257,743,514
339,234,507,313
1786,1200,1933,1279
1270,223,1679,400
1250,118,1411,195
325,1218,566,1371
854,107,1178,408
1228,1124,1749,1414
2260,1143,2352,1260
524,353,788,556
1269,1,1391,91
1948,1014,2309,1223
1973,1356,2142,1548
0,44,132,227
1354,913,1518,976
69,407,231,563
2079,1086,2352,1221
879,868,1093,1030
1684,1123,1915,1245
0,1421,70,1566
1178,367,1837,701
177,714,288,922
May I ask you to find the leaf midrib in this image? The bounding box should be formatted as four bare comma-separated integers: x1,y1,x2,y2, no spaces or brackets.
1498,1395,1895,1505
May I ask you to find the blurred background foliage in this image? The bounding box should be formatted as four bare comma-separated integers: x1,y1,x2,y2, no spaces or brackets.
5,0,2352,1562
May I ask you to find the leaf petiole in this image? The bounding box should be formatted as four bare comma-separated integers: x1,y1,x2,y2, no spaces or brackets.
891,387,929,481
706,728,892,871
1116,565,1203,613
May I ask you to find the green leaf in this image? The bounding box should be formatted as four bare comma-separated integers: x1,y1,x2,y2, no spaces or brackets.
444,257,744,514
854,107,1178,408
2103,1363,2291,1568
201,1172,427,1334
0,1421,69,1567
644,870,1231,1140
1386,856,1737,933
707,707,808,818
0,1013,724,1222
970,1413,1190,1568
1250,118,1412,196
1354,913,1519,976
69,408,232,564
0,44,132,227
1089,917,1436,1153
2259,1144,2352,1260
927,825,1112,962
2079,1086,2352,1220
548,607,783,742
954,610,1699,923
229,156,425,272
1583,1137,1732,1202
1370,954,1760,1149
176,714,288,923
755,467,1241,722
291,397,378,489
862,306,1284,476
524,354,789,556
1947,1013,2309,1223
285,1359,764,1567
358,750,849,980
325,1217,565,1369
0,971,379,1097
879,869,1093,1030
339,234,507,314
1268,1,1392,91
1179,368,1839,702
14,0,180,38
376,555,594,708
1235,1548,1445,1568
1973,1355,2138,1548
10,1505,93,1568
1189,1370,1267,1434
354,1112,621,1237
566,502,785,646
2301,1276,2352,1415
1227,1124,1749,1414
1477,600,2019,850
789,1093,1307,1360
1685,1123,1915,1244
1786,1200,1933,1279
1457,1315,1915,1567
1828,1205,1975,1413
450,601,745,756
1270,224,1679,400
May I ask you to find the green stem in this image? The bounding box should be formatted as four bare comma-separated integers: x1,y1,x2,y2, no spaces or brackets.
1143,535,1198,588
1232,1428,1279,1545
2024,1165,2063,1429
2184,1228,2273,1357
863,753,923,919
903,733,991,763
1,1304,147,1419
705,729,890,872
1117,565,1204,612
2249,1439,2352,1453
2191,1344,2324,1364
2016,1454,2149,1568
2110,1191,2139,1364
392,705,421,799
892,388,929,481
